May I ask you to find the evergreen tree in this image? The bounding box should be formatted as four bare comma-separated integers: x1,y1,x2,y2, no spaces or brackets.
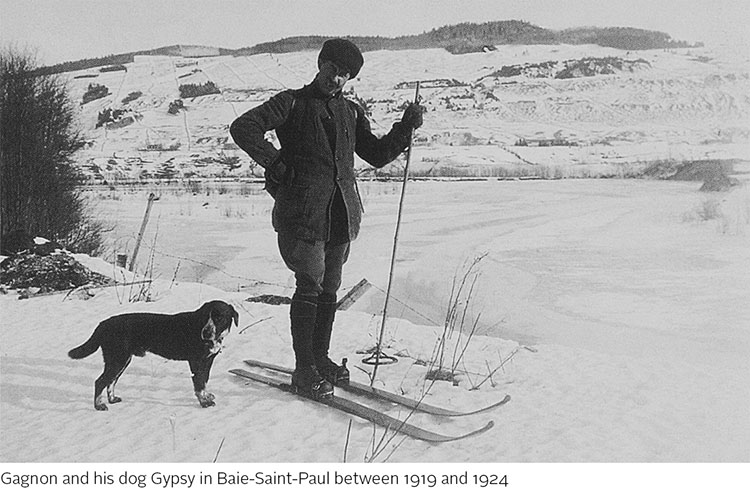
1,47,104,254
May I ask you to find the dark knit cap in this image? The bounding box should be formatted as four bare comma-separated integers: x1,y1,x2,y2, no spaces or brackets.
318,38,364,78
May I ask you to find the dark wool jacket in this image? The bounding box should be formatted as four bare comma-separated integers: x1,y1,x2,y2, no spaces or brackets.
230,83,412,241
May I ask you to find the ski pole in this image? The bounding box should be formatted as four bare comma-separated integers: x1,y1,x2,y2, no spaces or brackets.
366,81,421,386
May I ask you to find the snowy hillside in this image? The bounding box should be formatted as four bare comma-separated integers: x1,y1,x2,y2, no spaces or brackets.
64,43,749,182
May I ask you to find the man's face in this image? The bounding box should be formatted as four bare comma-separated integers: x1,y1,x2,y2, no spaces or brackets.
315,60,351,96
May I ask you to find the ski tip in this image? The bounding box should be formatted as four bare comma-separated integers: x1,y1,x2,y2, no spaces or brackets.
476,419,495,435
488,394,511,408
445,419,495,442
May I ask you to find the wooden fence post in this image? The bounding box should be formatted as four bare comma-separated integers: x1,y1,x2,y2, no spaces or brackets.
128,192,156,272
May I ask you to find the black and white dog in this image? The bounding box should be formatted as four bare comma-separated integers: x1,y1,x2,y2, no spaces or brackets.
68,301,239,410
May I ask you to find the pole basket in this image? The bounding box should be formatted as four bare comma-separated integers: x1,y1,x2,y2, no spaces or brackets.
361,349,399,366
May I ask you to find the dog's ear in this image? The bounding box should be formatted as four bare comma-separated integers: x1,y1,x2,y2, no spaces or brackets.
211,301,239,331
201,316,217,341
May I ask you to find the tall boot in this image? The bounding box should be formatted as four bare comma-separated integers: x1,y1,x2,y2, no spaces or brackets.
313,293,350,385
290,293,333,399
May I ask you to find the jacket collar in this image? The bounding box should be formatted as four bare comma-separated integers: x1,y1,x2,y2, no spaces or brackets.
301,81,343,101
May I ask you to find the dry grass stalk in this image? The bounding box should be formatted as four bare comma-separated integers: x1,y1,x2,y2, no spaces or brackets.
427,253,487,383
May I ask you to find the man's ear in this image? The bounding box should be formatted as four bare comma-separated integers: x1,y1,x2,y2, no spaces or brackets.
201,316,216,341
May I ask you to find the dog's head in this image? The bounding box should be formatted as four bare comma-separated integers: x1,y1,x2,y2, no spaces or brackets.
200,301,239,355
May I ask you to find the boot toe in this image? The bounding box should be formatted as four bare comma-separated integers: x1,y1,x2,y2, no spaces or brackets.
292,366,334,399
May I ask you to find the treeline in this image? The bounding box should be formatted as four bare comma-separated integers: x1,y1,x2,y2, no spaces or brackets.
236,21,699,55
557,27,696,50
35,54,135,76
37,46,231,75
425,21,554,44
39,21,701,74
178,82,220,98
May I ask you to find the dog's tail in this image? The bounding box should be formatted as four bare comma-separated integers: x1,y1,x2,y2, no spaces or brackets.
68,324,104,359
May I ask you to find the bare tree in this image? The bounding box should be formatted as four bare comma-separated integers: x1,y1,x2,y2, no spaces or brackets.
1,46,104,254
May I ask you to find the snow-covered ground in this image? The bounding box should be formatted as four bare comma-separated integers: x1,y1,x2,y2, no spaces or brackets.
2,178,748,468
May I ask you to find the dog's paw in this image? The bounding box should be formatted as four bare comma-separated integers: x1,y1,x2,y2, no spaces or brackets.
196,391,216,408
199,398,216,408
95,404,108,411
108,396,122,404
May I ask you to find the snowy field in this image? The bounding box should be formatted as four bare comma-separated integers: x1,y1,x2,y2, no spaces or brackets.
2,177,748,468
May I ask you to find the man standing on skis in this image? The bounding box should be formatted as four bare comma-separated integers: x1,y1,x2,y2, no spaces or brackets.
230,39,423,399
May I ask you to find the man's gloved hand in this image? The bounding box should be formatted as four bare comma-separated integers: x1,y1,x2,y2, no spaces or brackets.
264,157,290,198
401,102,425,130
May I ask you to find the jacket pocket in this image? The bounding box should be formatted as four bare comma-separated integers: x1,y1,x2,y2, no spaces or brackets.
276,184,310,221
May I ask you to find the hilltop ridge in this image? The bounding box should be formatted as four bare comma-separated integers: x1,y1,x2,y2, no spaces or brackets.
240,21,696,55
40,20,698,75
